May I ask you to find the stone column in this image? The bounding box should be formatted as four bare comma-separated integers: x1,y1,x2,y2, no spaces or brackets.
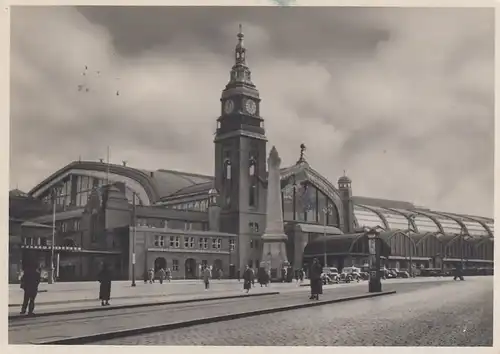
261,146,288,281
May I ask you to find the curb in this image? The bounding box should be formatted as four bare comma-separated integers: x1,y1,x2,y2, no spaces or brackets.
9,291,280,320
39,290,396,345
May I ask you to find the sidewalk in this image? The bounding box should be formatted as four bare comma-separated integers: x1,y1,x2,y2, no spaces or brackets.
10,279,291,306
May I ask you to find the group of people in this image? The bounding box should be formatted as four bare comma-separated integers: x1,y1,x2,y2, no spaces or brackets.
144,268,172,284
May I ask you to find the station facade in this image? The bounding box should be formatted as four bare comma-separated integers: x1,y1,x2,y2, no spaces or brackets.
9,28,494,282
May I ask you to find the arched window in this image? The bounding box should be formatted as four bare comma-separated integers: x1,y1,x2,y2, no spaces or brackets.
248,155,257,207
224,159,232,180
249,158,256,177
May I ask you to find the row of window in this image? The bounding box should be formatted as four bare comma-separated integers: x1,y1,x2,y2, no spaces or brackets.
169,199,209,212
136,218,207,231
23,237,48,246
153,235,235,250
59,219,81,233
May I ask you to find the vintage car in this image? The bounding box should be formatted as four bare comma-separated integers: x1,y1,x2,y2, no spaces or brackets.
321,267,340,284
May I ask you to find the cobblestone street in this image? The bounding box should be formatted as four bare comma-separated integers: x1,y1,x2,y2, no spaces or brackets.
95,277,493,346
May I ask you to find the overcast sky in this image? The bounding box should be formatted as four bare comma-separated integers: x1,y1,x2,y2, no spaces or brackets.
10,6,494,217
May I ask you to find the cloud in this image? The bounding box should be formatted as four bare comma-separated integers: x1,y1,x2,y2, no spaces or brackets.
10,6,494,217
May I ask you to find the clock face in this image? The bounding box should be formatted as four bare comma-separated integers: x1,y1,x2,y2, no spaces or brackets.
224,100,234,114
245,99,257,115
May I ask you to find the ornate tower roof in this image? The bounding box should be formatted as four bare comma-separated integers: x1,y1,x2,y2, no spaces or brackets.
222,24,259,99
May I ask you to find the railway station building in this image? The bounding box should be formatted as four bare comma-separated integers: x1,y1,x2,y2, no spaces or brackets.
9,28,494,282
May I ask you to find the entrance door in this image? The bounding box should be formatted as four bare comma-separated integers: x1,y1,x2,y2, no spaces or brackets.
154,257,167,273
185,258,197,279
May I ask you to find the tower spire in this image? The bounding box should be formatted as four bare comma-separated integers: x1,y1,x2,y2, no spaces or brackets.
235,23,246,66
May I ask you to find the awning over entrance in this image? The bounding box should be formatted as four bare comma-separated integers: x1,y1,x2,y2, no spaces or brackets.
303,233,391,258
294,223,343,235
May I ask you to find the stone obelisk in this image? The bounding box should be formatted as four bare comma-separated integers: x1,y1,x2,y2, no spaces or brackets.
261,146,289,281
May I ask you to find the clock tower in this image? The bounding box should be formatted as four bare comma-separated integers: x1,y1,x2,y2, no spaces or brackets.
214,25,267,273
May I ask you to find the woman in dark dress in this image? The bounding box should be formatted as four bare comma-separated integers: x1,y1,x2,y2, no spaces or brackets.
243,265,253,293
309,258,323,300
98,263,112,306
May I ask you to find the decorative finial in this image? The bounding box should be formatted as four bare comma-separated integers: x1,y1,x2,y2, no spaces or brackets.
238,24,244,42
297,143,307,164
343,170,346,176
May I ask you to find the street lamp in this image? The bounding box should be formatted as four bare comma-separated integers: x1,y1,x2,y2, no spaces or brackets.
407,214,416,277
48,184,63,284
131,191,137,287
365,226,384,293
322,204,335,267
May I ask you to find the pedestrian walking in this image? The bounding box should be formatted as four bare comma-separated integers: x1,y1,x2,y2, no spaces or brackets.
251,267,255,287
143,269,148,284
243,265,253,293
299,268,305,283
148,268,155,283
166,268,172,282
309,258,323,300
453,262,465,281
98,263,112,306
20,265,41,316
217,268,223,280
257,267,267,287
202,266,211,290
158,268,166,284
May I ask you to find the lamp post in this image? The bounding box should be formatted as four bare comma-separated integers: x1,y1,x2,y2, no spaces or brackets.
407,214,416,277
322,204,334,267
131,191,137,287
366,226,383,293
48,185,62,284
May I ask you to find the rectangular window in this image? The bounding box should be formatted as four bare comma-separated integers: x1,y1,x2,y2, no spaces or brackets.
229,239,235,251
170,236,180,248
184,236,195,248
154,235,165,247
185,223,192,231
40,238,47,246
212,238,222,249
172,259,179,271
199,237,208,249
74,219,80,231
61,222,67,233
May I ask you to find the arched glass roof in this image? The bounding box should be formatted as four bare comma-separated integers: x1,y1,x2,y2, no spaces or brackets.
425,213,463,234
353,205,385,229
412,214,441,233
372,207,409,230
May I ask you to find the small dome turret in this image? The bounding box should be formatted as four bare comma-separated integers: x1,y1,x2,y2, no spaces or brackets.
338,175,352,184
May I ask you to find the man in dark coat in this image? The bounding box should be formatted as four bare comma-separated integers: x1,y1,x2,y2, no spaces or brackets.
20,266,41,316
98,263,112,306
243,265,253,293
309,258,323,300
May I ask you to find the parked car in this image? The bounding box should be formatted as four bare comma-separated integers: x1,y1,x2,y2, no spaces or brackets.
321,267,340,284
387,268,398,278
342,267,362,282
